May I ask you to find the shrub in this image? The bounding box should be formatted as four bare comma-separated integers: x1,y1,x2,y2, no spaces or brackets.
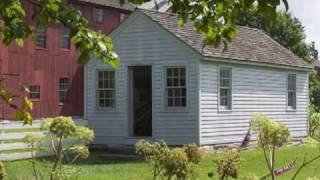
250,113,290,180
40,116,94,180
310,113,320,139
135,140,203,180
0,161,5,180
213,150,241,180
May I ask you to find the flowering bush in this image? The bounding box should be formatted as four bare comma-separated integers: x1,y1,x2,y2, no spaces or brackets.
135,140,203,180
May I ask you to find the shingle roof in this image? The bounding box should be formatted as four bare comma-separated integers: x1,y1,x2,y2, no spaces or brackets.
140,9,311,69
79,0,134,10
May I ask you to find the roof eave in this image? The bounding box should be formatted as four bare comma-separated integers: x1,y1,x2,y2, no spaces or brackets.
202,56,313,72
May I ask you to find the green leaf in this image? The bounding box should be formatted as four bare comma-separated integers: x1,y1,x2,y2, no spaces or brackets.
15,38,24,47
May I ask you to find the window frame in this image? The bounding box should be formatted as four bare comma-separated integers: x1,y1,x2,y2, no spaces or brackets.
58,77,69,104
218,67,232,111
164,66,187,110
92,7,104,23
60,27,71,50
35,26,47,48
96,70,116,110
29,85,41,100
287,73,297,111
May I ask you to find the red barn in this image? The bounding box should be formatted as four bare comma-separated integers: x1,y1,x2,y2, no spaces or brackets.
0,0,132,119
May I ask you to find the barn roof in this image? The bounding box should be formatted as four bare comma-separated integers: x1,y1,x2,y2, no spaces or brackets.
79,0,134,10
139,9,311,69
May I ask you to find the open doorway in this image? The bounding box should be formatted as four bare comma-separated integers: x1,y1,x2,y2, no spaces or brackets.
130,66,152,137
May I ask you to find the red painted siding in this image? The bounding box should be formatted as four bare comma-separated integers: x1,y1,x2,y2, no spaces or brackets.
0,0,128,119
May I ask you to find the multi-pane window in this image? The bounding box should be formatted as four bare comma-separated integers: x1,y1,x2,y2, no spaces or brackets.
92,8,104,23
219,67,232,110
60,27,70,49
59,78,69,103
35,27,47,48
97,71,115,108
29,85,40,99
166,67,186,107
287,74,296,110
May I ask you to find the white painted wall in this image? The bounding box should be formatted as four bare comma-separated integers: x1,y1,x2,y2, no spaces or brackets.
85,12,200,145
199,60,309,145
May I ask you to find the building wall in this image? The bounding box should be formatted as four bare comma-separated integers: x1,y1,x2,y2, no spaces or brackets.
199,60,309,145
0,0,127,119
85,12,200,145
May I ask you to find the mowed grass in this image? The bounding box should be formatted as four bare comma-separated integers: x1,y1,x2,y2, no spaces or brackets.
5,145,320,180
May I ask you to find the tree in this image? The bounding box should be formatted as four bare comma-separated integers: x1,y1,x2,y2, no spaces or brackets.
250,113,290,180
0,0,288,123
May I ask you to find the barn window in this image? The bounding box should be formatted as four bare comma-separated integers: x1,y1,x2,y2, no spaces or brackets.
92,8,104,23
166,67,186,107
219,67,232,110
287,74,296,110
35,27,47,48
29,85,40,99
97,71,115,108
120,13,127,22
59,78,69,103
60,27,70,49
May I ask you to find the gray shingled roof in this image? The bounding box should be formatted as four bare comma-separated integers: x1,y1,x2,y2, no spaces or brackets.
140,9,311,69
79,0,134,10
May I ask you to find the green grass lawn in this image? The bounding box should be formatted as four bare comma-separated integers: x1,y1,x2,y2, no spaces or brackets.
5,145,320,180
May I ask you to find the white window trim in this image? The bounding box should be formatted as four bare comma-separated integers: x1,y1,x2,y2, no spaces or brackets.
58,77,69,104
287,73,297,111
163,66,189,112
218,66,232,112
95,69,116,111
29,85,41,100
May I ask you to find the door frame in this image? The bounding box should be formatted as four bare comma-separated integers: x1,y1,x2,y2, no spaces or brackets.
128,65,153,137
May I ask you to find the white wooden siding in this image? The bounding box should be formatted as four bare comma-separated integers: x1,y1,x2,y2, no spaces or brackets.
85,12,200,145
199,61,309,145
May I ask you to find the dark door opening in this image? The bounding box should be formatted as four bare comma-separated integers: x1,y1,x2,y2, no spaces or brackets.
132,66,152,137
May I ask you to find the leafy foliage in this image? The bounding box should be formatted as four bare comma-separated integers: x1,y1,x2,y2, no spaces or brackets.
250,113,290,180
135,140,203,180
0,161,5,180
212,150,241,180
40,116,94,180
310,113,320,139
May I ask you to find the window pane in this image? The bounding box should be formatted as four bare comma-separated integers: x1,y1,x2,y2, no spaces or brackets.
59,78,68,103
287,74,296,109
166,67,186,107
29,85,40,99
60,27,70,49
97,71,115,108
93,8,104,22
35,27,46,48
219,67,232,109
168,97,174,107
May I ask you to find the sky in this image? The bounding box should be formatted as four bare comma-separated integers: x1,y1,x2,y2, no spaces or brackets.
284,0,320,51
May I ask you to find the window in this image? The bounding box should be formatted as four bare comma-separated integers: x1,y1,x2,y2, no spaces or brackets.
29,85,40,99
60,27,70,49
35,27,47,48
92,8,104,23
97,71,115,108
59,78,69,103
287,74,296,110
120,13,127,22
219,67,232,110
166,67,186,107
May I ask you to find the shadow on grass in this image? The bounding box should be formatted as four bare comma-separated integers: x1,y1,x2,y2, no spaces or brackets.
74,149,145,166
